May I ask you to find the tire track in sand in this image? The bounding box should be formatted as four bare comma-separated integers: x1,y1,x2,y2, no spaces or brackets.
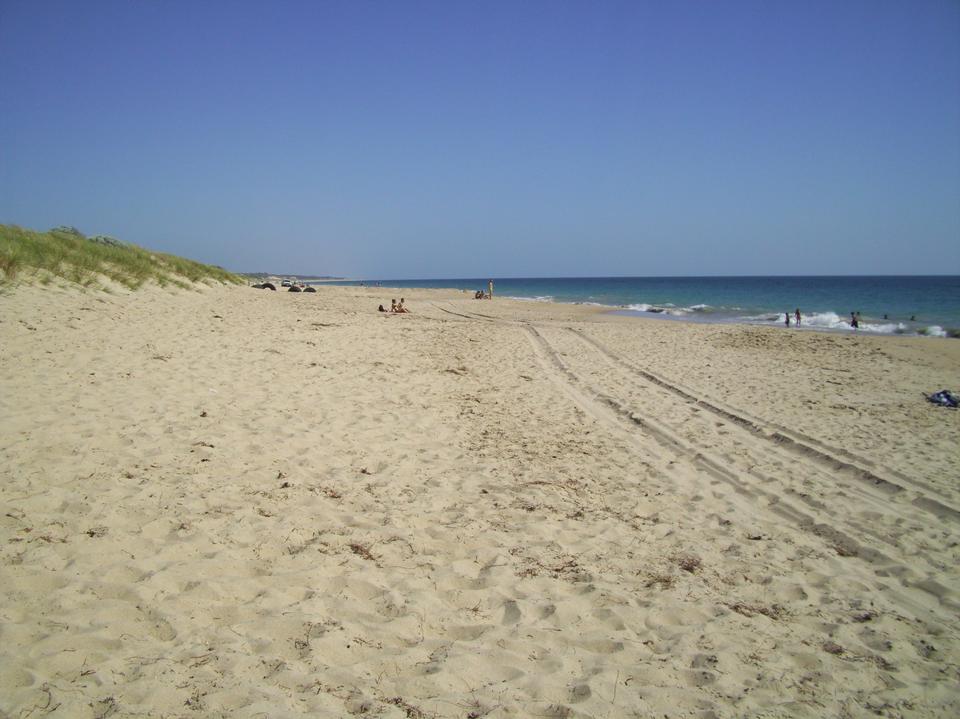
571,328,957,513
523,323,958,620
432,299,958,628
561,327,959,529
434,301,958,524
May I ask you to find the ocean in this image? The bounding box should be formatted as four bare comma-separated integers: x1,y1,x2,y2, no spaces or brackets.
320,276,960,337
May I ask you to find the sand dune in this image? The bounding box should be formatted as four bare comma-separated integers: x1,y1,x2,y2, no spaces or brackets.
2,282,958,717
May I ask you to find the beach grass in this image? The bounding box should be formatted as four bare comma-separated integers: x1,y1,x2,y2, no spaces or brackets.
0,224,243,290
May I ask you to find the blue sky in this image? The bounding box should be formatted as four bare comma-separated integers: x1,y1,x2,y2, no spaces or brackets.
1,0,958,277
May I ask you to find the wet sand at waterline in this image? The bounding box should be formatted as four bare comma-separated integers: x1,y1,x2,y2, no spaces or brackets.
2,282,959,717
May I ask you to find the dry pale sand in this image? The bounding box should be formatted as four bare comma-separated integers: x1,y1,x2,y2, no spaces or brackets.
1,281,959,718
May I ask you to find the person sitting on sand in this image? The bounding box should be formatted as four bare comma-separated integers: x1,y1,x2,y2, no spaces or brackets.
390,299,398,313
396,297,410,313
474,290,484,300
378,304,387,312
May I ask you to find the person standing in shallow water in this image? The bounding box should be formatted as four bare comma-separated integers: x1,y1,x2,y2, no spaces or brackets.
785,312,791,327
795,308,801,327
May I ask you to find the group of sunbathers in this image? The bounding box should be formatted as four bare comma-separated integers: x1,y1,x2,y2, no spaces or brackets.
378,298,410,314
475,280,494,299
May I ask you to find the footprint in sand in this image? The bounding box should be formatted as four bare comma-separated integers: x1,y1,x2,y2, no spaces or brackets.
446,624,491,641
590,606,626,631
528,704,574,718
643,607,709,638
682,668,718,687
137,604,177,641
538,603,557,619
502,599,522,624
567,682,592,703
0,666,34,689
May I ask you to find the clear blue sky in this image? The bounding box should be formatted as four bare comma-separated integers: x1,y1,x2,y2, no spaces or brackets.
1,0,958,277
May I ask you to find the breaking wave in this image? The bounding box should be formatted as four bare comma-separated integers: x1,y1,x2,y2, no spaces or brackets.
622,303,714,316
507,295,554,302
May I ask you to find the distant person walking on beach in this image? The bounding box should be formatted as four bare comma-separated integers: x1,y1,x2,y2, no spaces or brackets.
795,308,801,326
488,279,494,299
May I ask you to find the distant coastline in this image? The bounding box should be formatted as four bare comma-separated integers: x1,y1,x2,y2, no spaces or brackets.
239,273,352,282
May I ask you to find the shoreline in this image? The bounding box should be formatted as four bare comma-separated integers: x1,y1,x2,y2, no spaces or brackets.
2,281,958,717
605,306,958,338
317,277,960,339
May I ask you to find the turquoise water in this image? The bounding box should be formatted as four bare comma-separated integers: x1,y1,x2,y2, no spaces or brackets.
320,276,960,337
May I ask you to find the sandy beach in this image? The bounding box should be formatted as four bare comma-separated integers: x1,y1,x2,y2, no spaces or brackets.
2,281,959,718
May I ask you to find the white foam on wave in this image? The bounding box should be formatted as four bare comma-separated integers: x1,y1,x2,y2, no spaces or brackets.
615,302,953,337
741,312,782,321
744,310,951,337
860,321,909,334
801,311,851,330
507,295,554,302
621,303,707,316
867,322,905,334
801,313,918,335
768,311,910,334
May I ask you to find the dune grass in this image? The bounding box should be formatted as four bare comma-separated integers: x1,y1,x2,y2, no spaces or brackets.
0,224,243,290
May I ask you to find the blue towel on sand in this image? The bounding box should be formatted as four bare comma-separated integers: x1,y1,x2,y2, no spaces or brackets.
927,390,959,408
